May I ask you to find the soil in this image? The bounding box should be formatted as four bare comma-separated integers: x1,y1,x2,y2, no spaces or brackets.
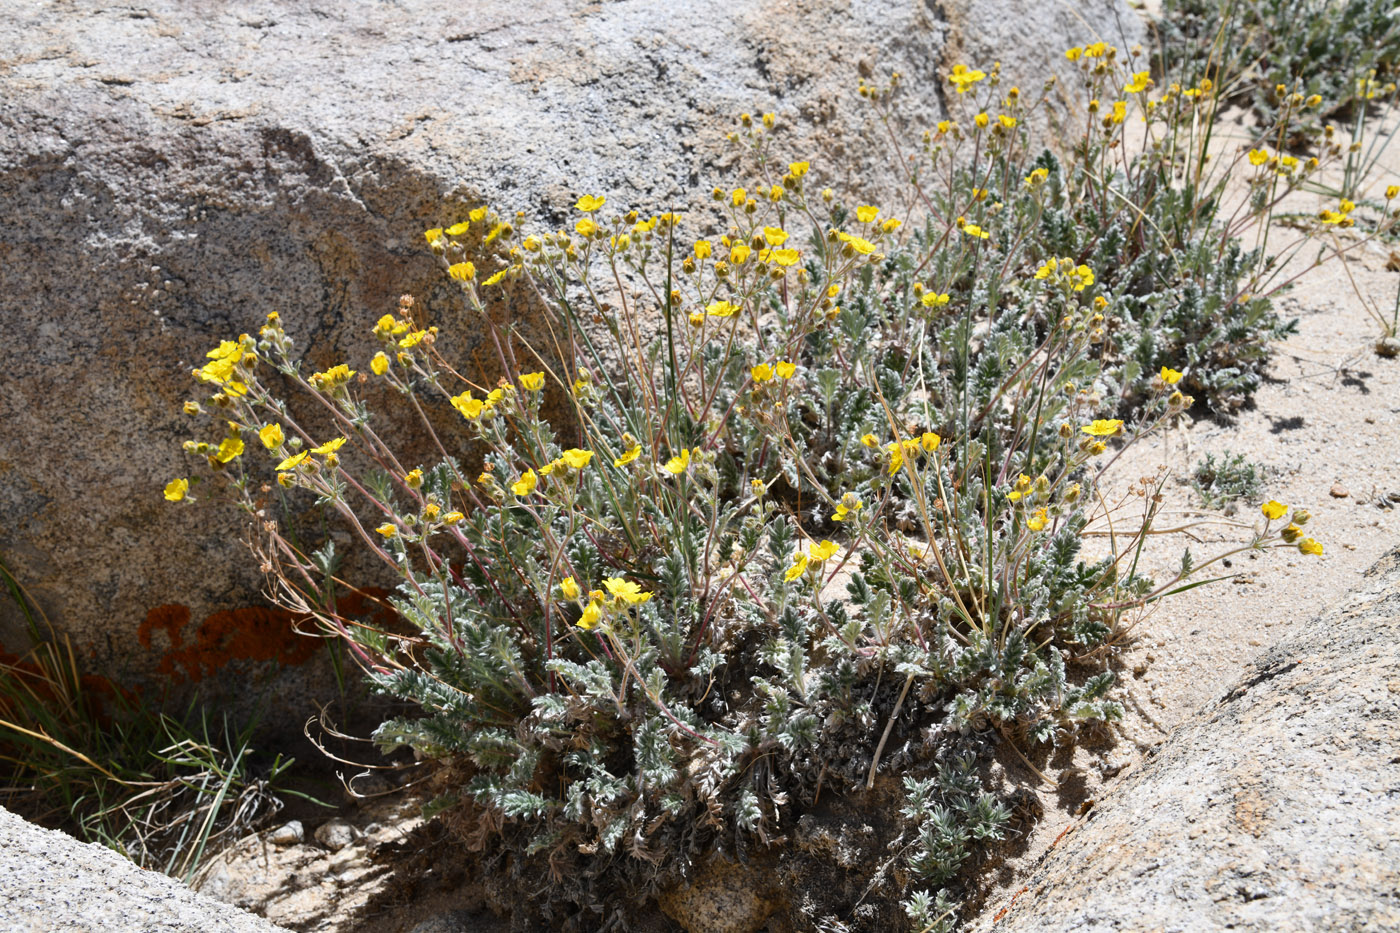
196,117,1400,933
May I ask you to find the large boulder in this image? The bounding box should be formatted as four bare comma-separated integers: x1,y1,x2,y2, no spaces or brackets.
973,547,1400,933
0,805,289,933
0,0,1143,691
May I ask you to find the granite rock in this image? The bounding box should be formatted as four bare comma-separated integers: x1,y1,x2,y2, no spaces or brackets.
0,0,1142,693
973,547,1400,933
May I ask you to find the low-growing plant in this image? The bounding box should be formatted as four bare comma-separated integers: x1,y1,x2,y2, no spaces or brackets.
1158,0,1400,129
1191,450,1265,511
0,557,299,883
170,44,1340,928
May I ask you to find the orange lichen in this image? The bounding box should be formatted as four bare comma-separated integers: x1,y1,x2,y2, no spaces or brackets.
138,588,394,684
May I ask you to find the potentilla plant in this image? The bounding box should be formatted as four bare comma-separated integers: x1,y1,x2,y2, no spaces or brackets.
169,44,1341,929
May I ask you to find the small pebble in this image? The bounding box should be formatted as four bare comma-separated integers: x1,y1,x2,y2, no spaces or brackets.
1331,483,1350,498
314,819,359,852
268,821,303,847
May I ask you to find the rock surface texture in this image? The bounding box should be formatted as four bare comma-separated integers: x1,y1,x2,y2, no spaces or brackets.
0,0,1143,687
973,547,1400,933
0,805,288,933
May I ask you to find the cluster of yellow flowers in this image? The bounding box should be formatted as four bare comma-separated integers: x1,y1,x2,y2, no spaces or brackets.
860,431,942,477
784,539,841,582
1035,257,1097,293
1260,500,1323,555
558,576,653,631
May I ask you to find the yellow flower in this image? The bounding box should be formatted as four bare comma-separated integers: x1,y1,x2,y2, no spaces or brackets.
1069,264,1095,291
789,161,810,177
451,391,484,420
1081,419,1123,437
511,469,538,497
1299,537,1323,556
1125,70,1151,94
947,63,987,94
856,205,879,223
405,468,423,488
999,114,1017,128
1160,366,1183,384
707,300,739,318
448,262,476,282
920,292,951,308
961,223,990,240
1261,500,1288,520
1027,507,1048,532
730,187,747,206
163,478,189,502
575,218,599,238
784,553,809,582
215,435,244,463
774,361,797,379
577,600,603,630
751,363,774,383
445,221,470,236
276,450,309,470
809,539,839,562
1248,148,1268,166
881,218,902,233
560,448,593,469
424,227,444,244
664,449,691,474
769,248,801,267
443,511,464,524
423,502,440,519
614,443,642,467
835,231,876,254
730,243,752,264
259,423,284,450
860,434,879,448
311,437,346,455
694,239,713,259
1007,473,1032,501
1025,168,1049,188
1387,185,1400,200
371,352,390,376
920,432,941,452
520,371,545,392
399,328,432,349
483,268,511,286
276,472,294,488
560,577,581,600
886,439,920,475
373,314,411,337
1065,46,1083,61
375,523,397,537
310,364,356,390
832,498,863,522
603,577,653,604
974,112,990,128
763,226,789,246
575,194,606,212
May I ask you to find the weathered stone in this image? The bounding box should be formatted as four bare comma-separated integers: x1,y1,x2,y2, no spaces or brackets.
266,820,303,847
312,818,357,852
972,547,1400,933
0,0,1143,695
0,805,289,933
